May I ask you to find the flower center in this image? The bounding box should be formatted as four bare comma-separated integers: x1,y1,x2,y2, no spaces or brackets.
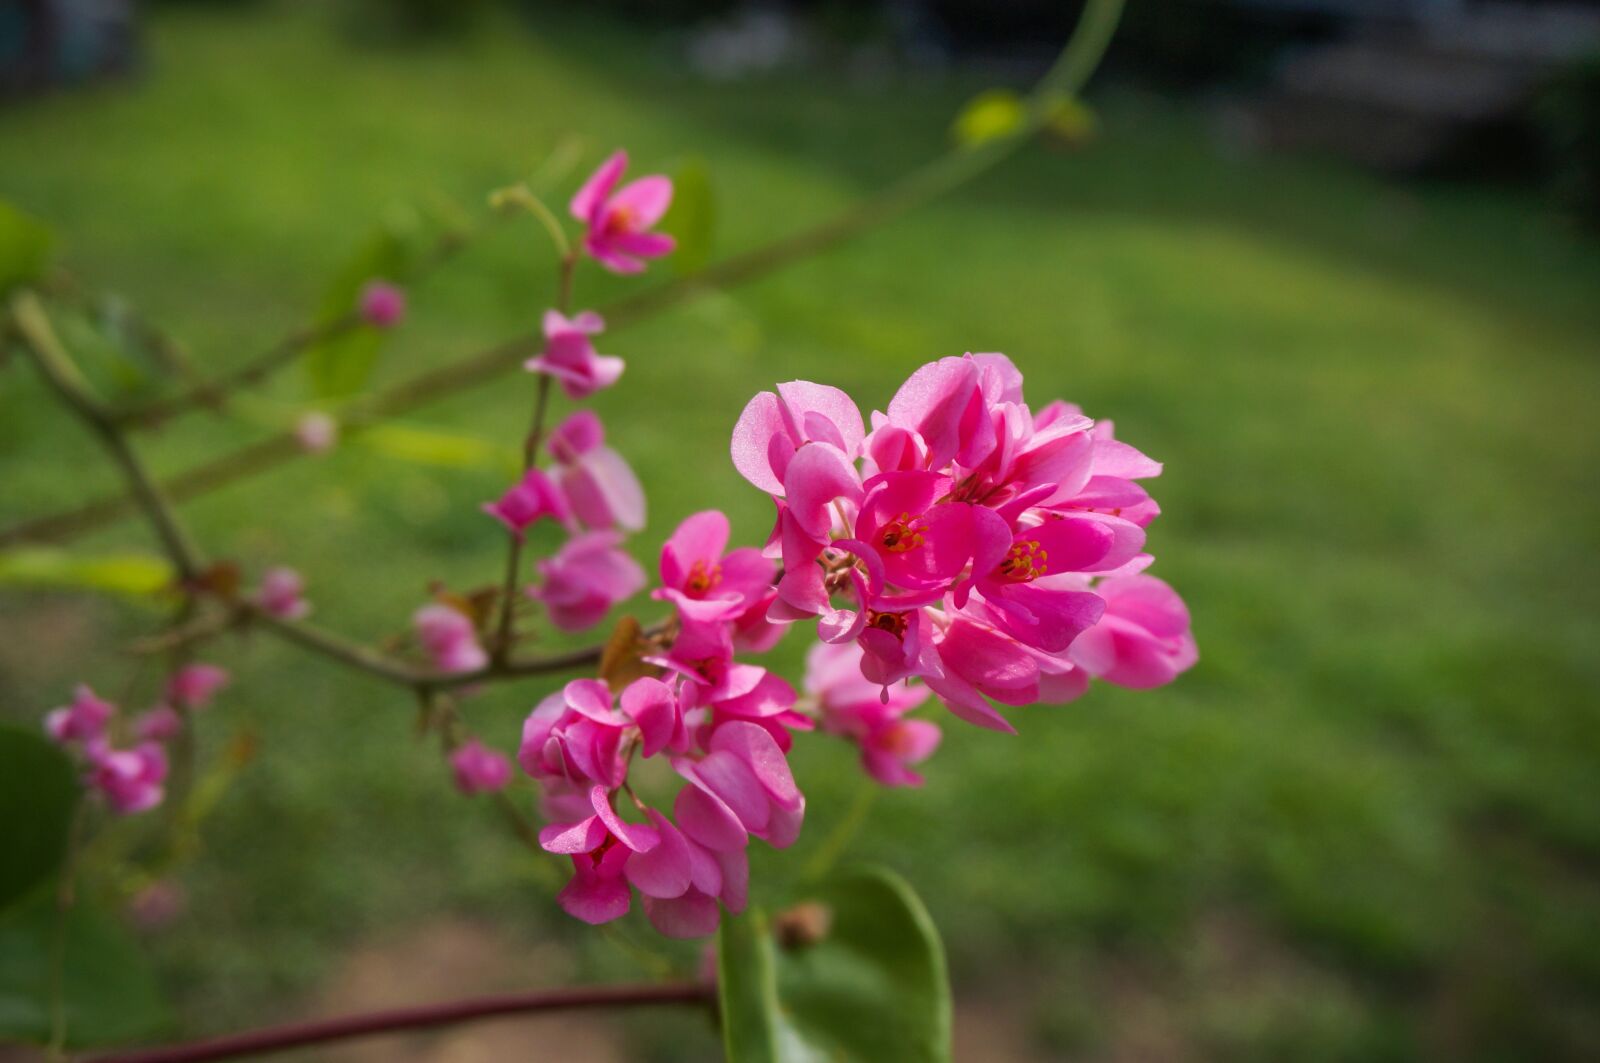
866,609,910,639
997,540,1049,583
878,512,926,554
602,205,637,237
685,559,722,597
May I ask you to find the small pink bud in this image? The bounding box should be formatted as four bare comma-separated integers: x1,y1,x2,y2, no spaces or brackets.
168,663,229,710
128,880,187,931
295,412,339,454
413,604,488,675
450,739,512,795
358,280,406,329
257,566,310,620
44,684,115,746
134,704,183,742
88,741,168,816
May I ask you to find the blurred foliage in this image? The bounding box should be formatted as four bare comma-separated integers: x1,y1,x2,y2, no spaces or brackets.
0,727,79,912
1537,52,1600,231
0,4,1598,1061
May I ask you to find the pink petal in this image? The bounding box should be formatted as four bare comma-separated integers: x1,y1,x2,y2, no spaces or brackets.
643,890,721,938
539,815,607,855
708,720,801,809
609,174,674,228
570,150,627,222
625,810,695,899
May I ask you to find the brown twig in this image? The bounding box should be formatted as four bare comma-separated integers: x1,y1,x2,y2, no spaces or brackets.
78,981,714,1063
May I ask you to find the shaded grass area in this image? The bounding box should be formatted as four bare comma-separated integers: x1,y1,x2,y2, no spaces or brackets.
2,4,1599,1059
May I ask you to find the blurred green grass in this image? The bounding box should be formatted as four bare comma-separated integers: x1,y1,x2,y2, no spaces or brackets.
2,3,1599,1060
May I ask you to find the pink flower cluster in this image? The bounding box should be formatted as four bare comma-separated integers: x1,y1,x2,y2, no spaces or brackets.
519,510,800,938
733,353,1195,733
42,663,231,815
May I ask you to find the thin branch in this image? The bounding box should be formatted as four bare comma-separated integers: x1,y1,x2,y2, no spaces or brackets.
108,226,474,431
0,0,1125,551
9,292,206,582
79,981,714,1063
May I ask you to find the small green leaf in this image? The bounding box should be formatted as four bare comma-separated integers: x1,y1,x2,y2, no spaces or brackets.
663,157,715,276
0,727,79,913
303,214,421,399
0,885,172,1047
0,548,174,599
0,199,55,297
716,867,952,1063
951,88,1027,148
717,907,781,1063
353,422,516,470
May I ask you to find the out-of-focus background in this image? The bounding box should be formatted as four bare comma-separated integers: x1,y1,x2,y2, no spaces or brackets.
3,0,1599,1060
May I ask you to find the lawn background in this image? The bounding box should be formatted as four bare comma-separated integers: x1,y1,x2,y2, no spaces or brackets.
2,3,1599,1059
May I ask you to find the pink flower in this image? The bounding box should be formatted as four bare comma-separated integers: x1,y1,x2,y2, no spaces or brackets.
88,741,168,816
655,510,775,621
1069,573,1197,688
483,467,570,537
294,412,339,454
528,531,645,632
44,684,114,746
524,311,625,399
540,783,662,924
806,640,939,787
730,380,865,498
257,566,310,620
134,705,183,743
548,411,646,532
450,739,512,795
414,604,488,675
358,280,406,329
569,150,676,274
168,664,229,710
518,679,633,790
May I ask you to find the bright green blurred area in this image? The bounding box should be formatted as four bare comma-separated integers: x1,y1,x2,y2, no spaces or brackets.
3,3,1600,1060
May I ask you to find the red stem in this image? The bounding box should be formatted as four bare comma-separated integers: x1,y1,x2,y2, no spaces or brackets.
80,981,713,1063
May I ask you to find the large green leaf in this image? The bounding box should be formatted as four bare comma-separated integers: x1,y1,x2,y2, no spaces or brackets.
718,906,781,1063
0,727,79,912
662,157,715,276
0,886,171,1048
0,548,174,599
302,214,421,399
0,199,55,297
717,866,951,1063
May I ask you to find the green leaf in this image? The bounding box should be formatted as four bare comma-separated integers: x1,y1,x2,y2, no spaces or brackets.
951,88,1027,148
0,548,174,599
717,906,781,1063
354,422,516,470
776,866,951,1062
0,199,55,297
717,867,952,1063
0,727,79,913
662,157,715,276
302,213,421,399
0,885,172,1048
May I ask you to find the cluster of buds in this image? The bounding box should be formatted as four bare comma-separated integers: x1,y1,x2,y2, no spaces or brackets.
42,663,230,815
